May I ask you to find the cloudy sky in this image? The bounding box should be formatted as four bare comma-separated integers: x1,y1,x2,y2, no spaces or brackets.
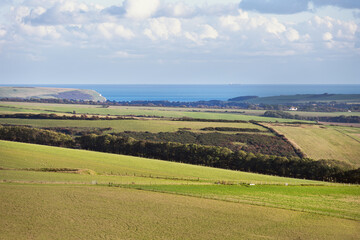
0,0,359,84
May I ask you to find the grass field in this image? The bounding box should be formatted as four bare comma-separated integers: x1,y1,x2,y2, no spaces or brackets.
0,118,269,134
128,184,360,220
268,123,360,166
0,102,312,122
327,125,360,142
0,140,319,184
1,184,359,240
1,140,359,239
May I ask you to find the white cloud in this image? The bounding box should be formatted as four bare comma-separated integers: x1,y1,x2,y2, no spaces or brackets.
124,0,159,19
19,23,61,39
219,10,249,31
159,2,195,18
0,25,6,38
307,16,358,42
93,22,135,40
285,28,300,41
0,0,358,63
144,17,181,40
102,50,144,59
322,32,333,41
200,25,218,40
220,10,286,35
185,24,219,44
263,17,286,35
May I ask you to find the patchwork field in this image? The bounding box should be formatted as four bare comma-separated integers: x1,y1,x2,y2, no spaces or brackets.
1,101,359,166
1,100,359,239
268,123,360,166
0,102,311,122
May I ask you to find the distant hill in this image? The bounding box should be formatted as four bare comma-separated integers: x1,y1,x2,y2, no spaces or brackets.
228,96,258,101
0,87,106,102
228,93,360,104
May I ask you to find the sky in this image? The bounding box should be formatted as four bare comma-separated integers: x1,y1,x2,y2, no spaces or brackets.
0,0,359,85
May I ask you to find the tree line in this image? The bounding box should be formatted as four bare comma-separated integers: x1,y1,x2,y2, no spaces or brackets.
0,113,138,120
0,125,358,184
115,130,299,158
200,127,262,132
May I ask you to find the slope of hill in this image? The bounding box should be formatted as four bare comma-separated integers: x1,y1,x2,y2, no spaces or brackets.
0,87,106,102
0,140,359,239
0,140,318,184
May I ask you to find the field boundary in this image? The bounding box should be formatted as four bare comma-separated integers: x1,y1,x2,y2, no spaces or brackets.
252,122,307,158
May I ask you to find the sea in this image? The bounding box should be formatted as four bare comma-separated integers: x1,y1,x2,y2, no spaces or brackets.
2,84,360,102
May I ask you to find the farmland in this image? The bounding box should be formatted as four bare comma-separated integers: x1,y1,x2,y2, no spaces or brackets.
1,184,359,240
0,101,312,122
1,101,359,166
0,140,359,239
268,123,360,166
0,140,316,184
0,118,268,134
1,97,360,239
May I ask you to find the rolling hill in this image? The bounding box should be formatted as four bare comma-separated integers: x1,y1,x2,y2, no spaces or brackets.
0,87,106,102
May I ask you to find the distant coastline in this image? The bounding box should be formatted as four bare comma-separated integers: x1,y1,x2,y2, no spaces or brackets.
1,84,360,102
0,87,106,102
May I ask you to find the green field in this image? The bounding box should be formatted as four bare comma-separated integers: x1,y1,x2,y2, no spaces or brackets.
1,140,359,239
268,123,360,166
2,184,359,240
1,101,360,120
0,140,318,184
0,102,312,122
128,184,360,220
0,118,268,134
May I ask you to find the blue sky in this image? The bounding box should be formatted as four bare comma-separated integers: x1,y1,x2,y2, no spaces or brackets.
0,0,359,84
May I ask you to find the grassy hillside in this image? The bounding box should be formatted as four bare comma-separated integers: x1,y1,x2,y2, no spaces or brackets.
268,123,360,166
1,140,359,239
0,87,106,102
0,140,316,184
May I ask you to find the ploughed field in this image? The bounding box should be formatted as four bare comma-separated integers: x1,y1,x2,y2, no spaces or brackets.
0,140,359,240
